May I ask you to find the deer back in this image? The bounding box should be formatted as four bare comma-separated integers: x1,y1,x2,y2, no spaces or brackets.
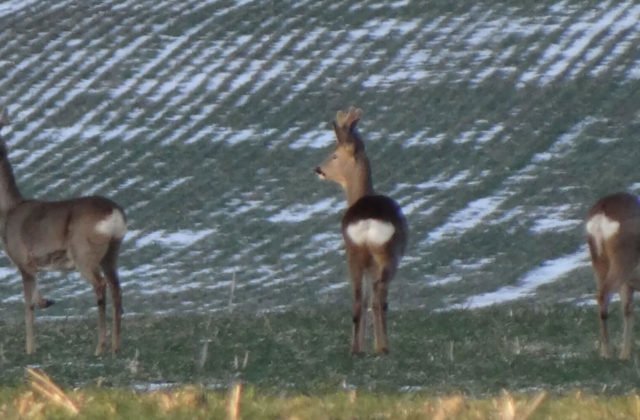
3,196,126,272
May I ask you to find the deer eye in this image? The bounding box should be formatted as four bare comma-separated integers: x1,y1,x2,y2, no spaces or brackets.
332,154,338,160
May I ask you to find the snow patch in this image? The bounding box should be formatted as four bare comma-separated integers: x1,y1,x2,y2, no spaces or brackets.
454,248,589,309
268,197,340,223
134,229,216,248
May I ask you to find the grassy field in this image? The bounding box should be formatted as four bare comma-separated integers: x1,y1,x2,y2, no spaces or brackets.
1,304,640,417
3,384,640,419
2,0,640,317
2,0,640,417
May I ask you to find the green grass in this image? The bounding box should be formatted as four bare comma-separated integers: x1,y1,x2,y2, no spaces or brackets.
1,304,639,394
3,0,640,318
1,304,640,417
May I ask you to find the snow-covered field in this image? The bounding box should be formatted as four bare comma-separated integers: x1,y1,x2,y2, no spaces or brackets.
0,0,638,317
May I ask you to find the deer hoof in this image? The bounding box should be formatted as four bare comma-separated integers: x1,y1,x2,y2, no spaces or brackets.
95,344,107,356
350,349,365,357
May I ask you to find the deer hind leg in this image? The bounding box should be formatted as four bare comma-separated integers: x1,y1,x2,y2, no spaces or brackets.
348,252,366,355
21,271,37,355
372,263,394,355
604,244,637,359
73,242,109,356
598,255,634,358
620,283,634,360
101,240,123,354
82,268,108,356
591,249,612,358
597,282,614,358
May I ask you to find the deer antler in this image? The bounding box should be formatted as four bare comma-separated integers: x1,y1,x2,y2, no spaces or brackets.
0,108,9,127
336,106,362,128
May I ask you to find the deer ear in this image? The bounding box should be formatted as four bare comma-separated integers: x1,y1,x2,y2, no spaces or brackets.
335,110,348,127
348,107,362,131
333,120,349,145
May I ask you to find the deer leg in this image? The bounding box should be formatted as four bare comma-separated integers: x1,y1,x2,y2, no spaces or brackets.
77,262,107,356
620,283,634,360
348,253,365,355
102,265,122,354
21,271,36,355
101,240,123,354
372,266,392,355
92,275,107,356
73,239,112,355
597,285,613,358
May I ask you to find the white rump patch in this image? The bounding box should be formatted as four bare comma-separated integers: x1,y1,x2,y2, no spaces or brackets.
346,219,395,246
95,209,127,239
586,213,619,256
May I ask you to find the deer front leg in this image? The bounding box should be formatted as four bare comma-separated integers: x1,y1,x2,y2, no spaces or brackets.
597,286,612,358
620,284,634,360
21,271,36,355
348,253,365,355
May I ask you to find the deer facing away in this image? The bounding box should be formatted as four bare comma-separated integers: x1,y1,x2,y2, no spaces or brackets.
586,192,640,359
0,109,126,355
315,107,408,355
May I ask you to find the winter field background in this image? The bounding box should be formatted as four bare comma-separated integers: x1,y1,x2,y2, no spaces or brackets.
1,0,640,321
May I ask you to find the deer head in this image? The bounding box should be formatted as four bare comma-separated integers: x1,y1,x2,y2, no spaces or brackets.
315,107,372,203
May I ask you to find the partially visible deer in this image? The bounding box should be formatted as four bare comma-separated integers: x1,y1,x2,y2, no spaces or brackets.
586,192,640,359
0,108,126,355
315,107,408,355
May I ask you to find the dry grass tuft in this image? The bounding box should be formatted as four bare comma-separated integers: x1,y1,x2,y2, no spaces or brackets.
26,367,80,416
496,390,547,420
154,385,207,413
227,381,242,420
15,391,44,418
432,395,465,420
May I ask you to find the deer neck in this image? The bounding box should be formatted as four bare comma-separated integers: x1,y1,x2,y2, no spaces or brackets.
0,151,23,215
345,156,374,207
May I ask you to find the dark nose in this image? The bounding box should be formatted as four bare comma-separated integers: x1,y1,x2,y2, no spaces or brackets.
315,167,323,175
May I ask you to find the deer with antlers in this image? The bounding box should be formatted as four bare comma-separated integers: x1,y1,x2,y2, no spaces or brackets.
0,109,126,355
586,192,640,359
315,107,408,355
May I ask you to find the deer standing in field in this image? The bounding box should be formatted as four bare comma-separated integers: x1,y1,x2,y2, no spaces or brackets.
315,107,408,355
0,108,126,355
586,192,640,359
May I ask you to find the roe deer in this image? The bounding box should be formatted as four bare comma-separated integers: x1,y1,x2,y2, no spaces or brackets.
315,107,407,355
586,192,640,359
0,109,126,355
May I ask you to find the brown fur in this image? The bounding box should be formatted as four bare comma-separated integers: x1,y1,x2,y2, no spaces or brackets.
316,107,408,355
0,109,126,355
586,192,640,359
